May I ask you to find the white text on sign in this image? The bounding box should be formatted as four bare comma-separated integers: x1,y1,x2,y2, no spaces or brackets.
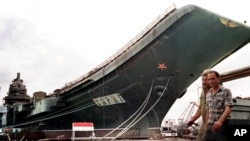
234,129,247,136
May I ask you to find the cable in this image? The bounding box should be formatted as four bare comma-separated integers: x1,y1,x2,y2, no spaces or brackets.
112,76,172,140
99,80,154,140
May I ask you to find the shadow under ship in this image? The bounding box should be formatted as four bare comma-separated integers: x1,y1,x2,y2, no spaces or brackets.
2,4,250,139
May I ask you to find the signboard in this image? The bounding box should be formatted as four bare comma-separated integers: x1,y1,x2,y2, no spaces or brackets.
72,122,94,131
93,93,125,106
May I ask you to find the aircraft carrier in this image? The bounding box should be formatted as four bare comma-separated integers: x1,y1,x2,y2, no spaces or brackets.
0,4,250,141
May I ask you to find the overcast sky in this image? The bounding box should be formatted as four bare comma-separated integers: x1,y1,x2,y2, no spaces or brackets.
0,0,249,122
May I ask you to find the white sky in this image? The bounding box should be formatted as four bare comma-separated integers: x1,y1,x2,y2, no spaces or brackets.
0,0,250,123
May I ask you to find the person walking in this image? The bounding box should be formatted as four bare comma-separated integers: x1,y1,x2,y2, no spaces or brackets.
203,70,233,141
187,69,210,141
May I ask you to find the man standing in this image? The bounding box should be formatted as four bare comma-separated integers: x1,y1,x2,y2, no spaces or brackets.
203,70,233,141
187,69,210,141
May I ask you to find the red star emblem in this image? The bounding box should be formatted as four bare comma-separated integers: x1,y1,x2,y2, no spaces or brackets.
158,63,167,71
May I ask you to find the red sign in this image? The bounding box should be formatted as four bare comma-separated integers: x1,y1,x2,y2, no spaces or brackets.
72,122,94,131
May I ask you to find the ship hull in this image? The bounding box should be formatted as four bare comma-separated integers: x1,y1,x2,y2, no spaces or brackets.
4,5,250,138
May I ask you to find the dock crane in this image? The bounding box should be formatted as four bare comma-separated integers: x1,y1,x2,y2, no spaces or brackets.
178,102,198,125
220,66,250,83
177,102,198,137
